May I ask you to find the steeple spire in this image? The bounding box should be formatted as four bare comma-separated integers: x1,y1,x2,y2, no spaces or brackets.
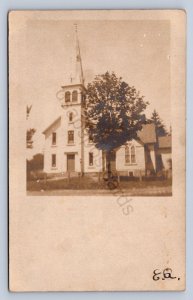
74,24,84,85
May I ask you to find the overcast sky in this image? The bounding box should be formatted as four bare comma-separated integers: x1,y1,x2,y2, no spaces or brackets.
23,19,171,154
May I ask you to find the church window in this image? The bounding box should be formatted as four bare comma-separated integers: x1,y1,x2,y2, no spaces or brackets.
65,91,71,103
52,154,56,168
89,152,93,166
69,112,73,122
68,130,74,144
125,146,130,164
52,132,56,145
72,90,78,102
131,146,136,163
125,145,136,164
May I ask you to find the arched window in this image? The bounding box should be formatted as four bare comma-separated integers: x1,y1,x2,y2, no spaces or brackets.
65,91,71,103
125,146,130,164
69,112,73,122
72,90,78,102
131,146,136,163
125,145,136,164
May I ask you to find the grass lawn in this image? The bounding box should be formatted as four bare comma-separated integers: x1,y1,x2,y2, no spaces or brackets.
27,176,172,196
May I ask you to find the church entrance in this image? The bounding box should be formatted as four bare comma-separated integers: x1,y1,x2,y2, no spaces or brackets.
67,154,75,172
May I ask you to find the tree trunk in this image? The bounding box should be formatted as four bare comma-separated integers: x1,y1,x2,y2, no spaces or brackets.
106,150,111,179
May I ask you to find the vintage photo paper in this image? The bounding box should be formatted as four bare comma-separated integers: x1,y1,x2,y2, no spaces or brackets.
9,10,186,291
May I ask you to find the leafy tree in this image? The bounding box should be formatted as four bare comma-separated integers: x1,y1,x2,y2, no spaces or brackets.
26,105,36,148
27,153,44,171
149,110,168,137
85,71,148,174
26,128,36,148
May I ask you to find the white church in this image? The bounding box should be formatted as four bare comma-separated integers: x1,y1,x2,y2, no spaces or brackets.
42,28,171,178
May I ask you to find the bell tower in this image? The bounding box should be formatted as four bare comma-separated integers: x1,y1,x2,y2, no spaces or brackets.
59,25,86,174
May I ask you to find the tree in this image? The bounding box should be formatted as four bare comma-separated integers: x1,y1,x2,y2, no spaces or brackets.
26,105,36,148
147,110,168,174
149,110,168,137
27,153,44,172
27,153,44,181
26,128,36,148
85,71,148,174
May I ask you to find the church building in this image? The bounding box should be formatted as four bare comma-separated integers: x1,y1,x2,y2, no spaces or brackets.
42,27,172,178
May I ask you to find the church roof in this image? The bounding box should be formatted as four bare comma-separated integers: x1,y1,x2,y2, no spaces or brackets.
137,124,157,144
42,116,61,135
158,135,172,148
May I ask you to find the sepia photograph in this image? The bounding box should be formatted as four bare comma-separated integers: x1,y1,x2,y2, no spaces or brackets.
25,18,172,196
9,10,185,292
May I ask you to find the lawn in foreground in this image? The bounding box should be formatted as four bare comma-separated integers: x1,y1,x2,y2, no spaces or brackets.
27,176,172,196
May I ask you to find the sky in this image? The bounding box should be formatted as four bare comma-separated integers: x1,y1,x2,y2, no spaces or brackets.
23,19,171,155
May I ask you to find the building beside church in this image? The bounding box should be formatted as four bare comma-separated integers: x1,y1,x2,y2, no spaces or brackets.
42,28,172,178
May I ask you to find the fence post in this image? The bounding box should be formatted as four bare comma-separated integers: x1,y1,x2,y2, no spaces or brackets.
139,170,142,181
118,172,120,183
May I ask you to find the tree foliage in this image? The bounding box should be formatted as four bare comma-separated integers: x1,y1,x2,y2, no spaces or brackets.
26,105,36,148
149,110,168,137
26,128,36,149
85,72,149,151
27,153,44,171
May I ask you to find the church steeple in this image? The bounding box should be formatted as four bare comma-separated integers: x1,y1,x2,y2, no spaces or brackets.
74,24,84,85
59,25,86,108
69,24,84,86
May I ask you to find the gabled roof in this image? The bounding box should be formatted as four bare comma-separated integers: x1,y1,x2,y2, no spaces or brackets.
42,116,61,135
158,135,172,148
137,124,157,144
